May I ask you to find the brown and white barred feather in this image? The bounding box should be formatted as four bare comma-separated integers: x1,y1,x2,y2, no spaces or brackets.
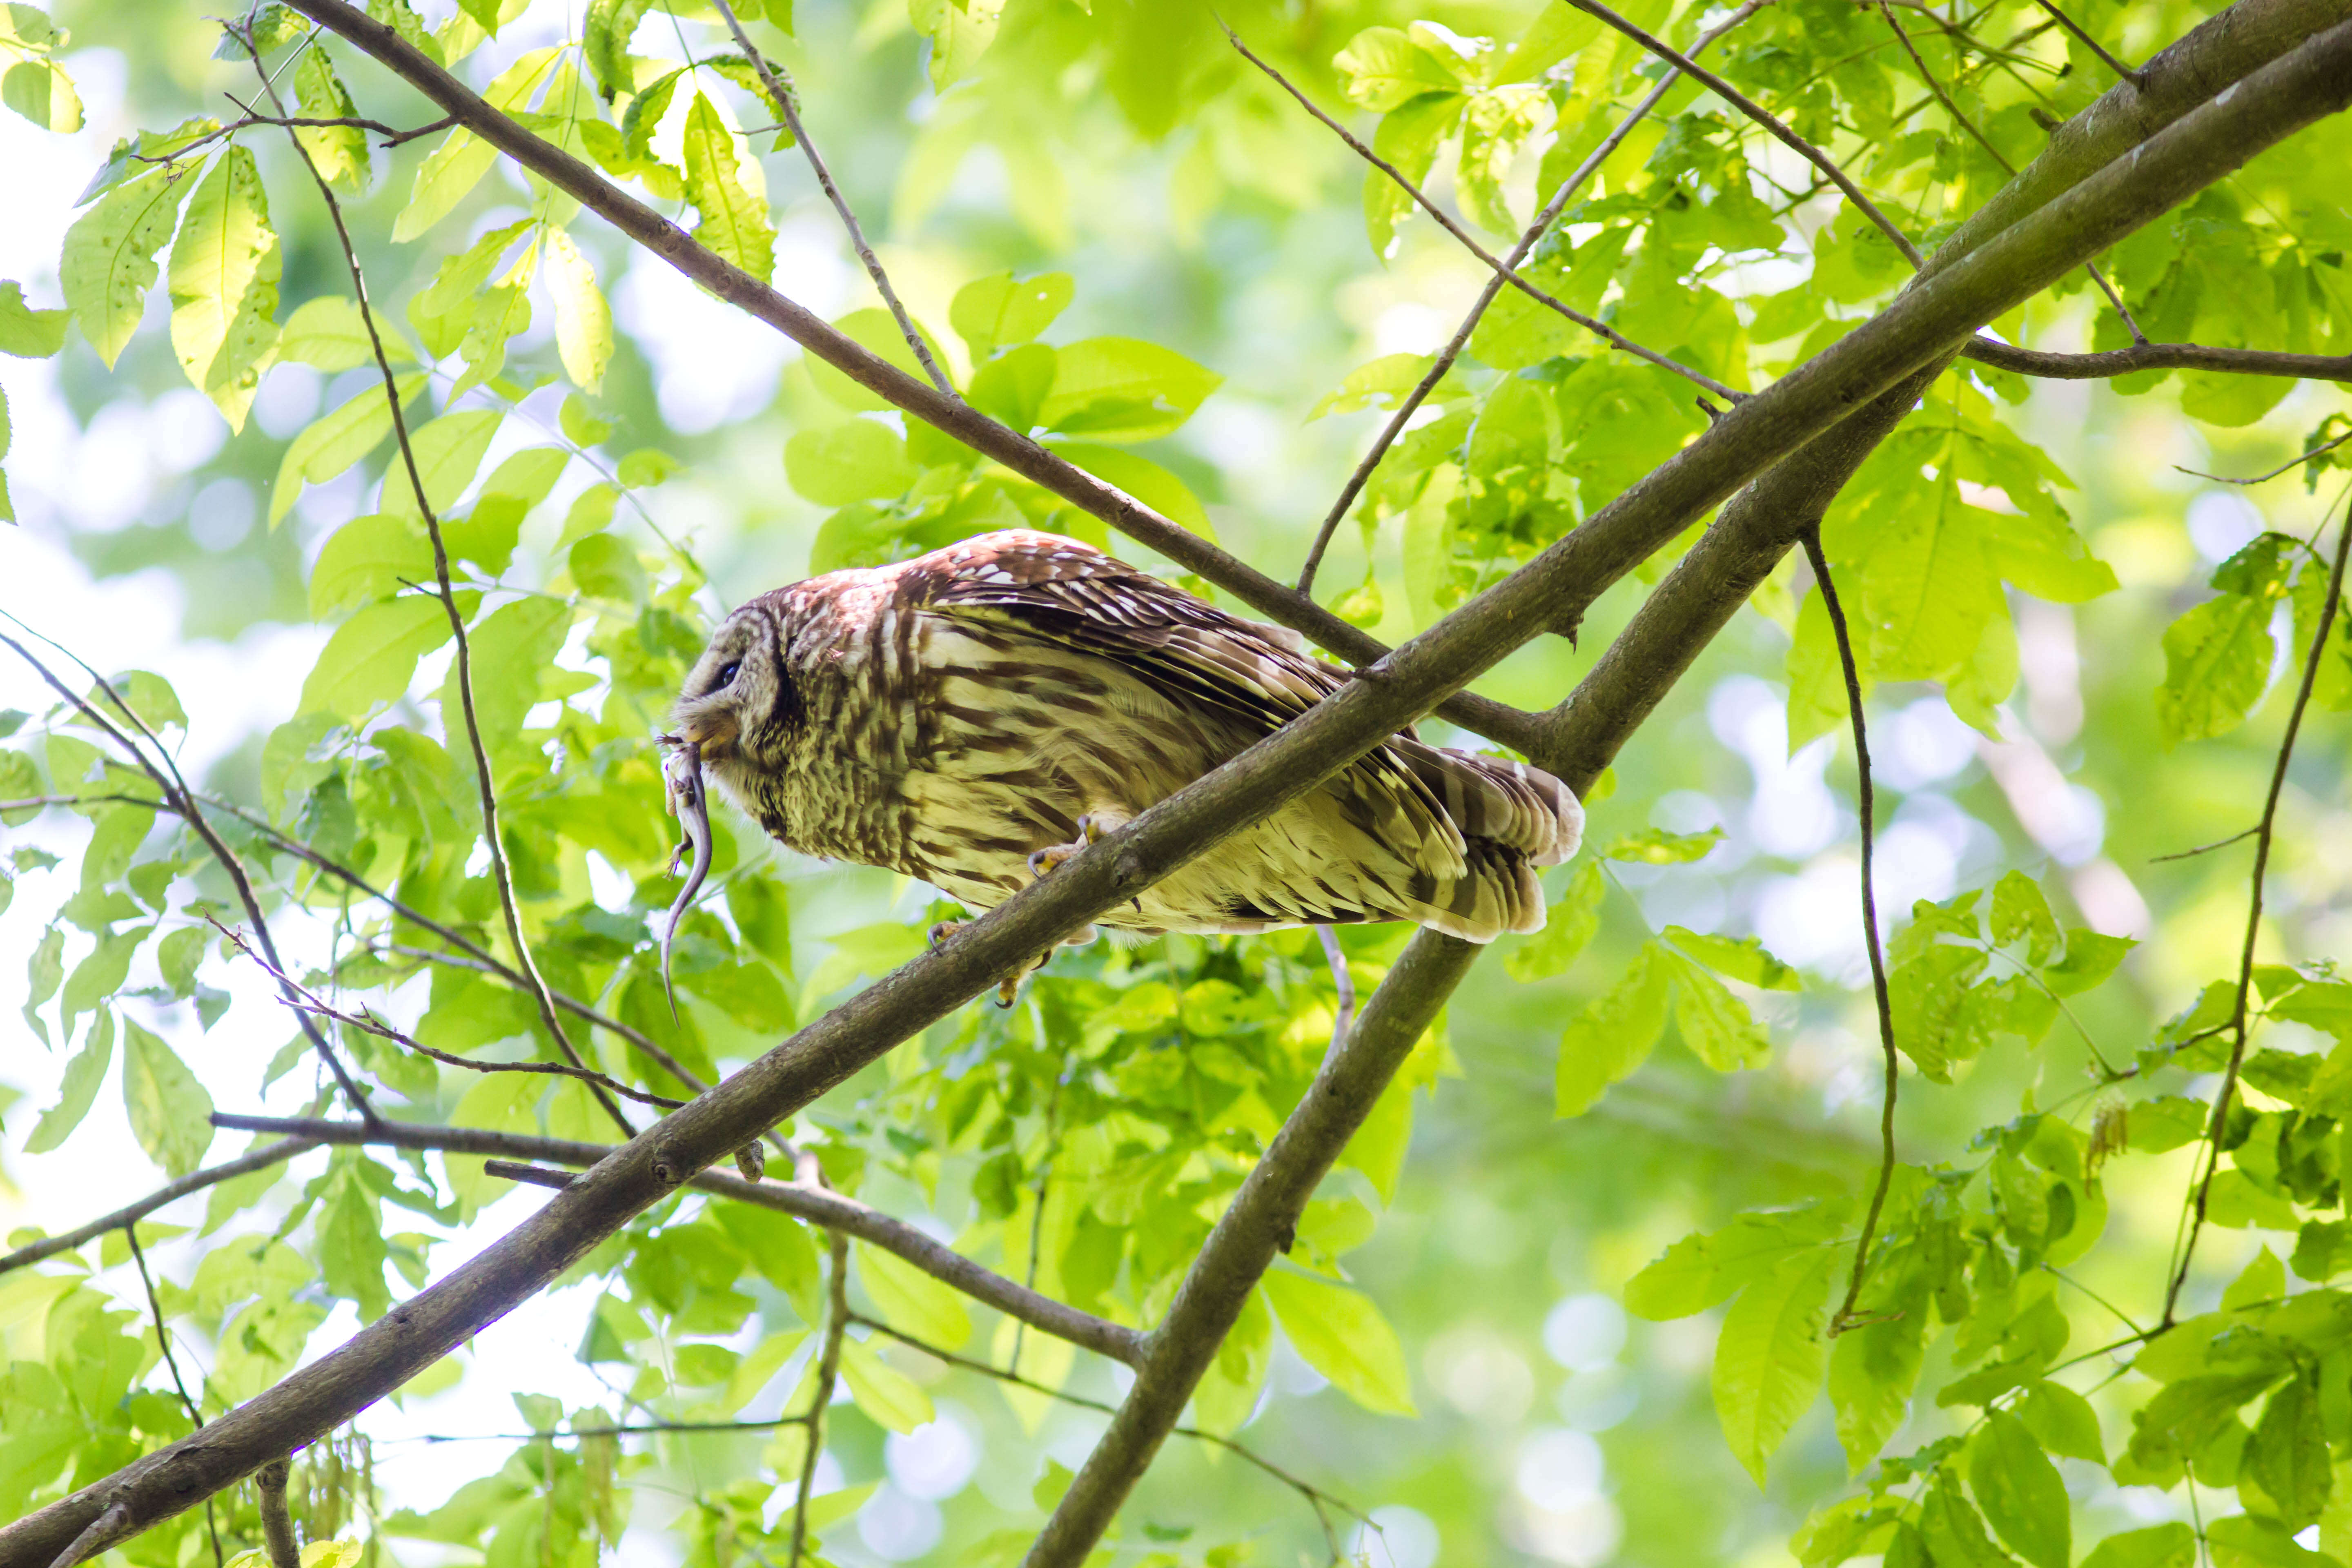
670,530,1583,944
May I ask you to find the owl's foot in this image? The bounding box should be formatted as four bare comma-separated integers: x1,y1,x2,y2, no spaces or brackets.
1027,812,1122,879
927,920,1060,1008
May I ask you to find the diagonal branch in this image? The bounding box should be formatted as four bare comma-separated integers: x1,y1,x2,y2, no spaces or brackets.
1225,20,1746,406
2029,0,2149,86
212,923,686,1111
0,624,380,1124
208,1113,1145,1366
0,1137,319,1279
1290,0,1770,595
788,1201,849,1568
1027,931,1480,1565
271,0,1546,758
13,11,2352,1556
706,0,955,399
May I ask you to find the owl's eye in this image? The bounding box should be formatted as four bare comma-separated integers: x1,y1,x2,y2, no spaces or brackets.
710,659,743,693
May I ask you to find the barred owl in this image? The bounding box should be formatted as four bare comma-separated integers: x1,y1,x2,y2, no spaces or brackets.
666,530,1581,985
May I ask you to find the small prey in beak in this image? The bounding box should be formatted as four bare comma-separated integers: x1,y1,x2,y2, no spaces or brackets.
657,732,710,1021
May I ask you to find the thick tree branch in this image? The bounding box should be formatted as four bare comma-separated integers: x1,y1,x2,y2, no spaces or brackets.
207,1114,1144,1367
1027,932,1480,1565
13,11,2351,1556
270,0,1545,757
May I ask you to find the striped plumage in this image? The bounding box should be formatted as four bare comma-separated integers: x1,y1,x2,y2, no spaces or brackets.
669,530,1583,946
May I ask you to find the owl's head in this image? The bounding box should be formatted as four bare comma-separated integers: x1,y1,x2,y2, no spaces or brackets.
671,594,805,776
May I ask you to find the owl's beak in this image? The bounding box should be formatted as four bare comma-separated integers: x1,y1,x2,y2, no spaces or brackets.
677,708,740,759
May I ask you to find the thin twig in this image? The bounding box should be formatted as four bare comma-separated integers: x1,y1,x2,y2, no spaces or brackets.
127,109,454,167
2164,501,2352,1324
788,1169,849,1568
1316,926,1354,1067
1560,0,1924,267
849,1314,1372,1544
1290,0,1771,593
2178,429,2352,486
1802,530,1900,1336
483,1160,573,1189
708,0,955,399
0,1138,317,1279
387,1413,815,1443
2151,826,2260,862
2028,0,2146,85
1225,20,1745,405
1966,338,2352,380
127,1227,223,1568
212,923,687,1110
0,622,381,1124
234,28,635,1140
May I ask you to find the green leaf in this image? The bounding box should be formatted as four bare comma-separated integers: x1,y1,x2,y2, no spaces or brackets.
1036,337,1221,444
381,410,503,522
838,1336,934,1433
1556,942,1670,1116
1666,926,1804,991
2208,1514,2339,1568
582,0,656,97
292,49,370,189
2045,930,2134,996
272,374,426,526
1,3,80,132
681,92,774,282
1967,1410,2070,1568
24,1010,113,1154
1990,871,2062,965
1263,1267,1417,1416
309,514,431,619
543,229,612,392
299,597,455,719
908,0,1004,89
2249,1375,2333,1530
278,296,410,372
785,420,915,506
0,280,68,357
392,47,560,241
1600,826,1723,864
1334,27,1463,110
1309,353,1432,421
2158,592,2282,746
61,165,196,369
1668,951,1774,1072
569,534,645,603
856,1242,972,1351
61,924,147,1027
121,1018,214,1176
2015,1378,2104,1463
1711,1247,1837,1486
1365,93,1460,258
441,596,571,748
2081,1524,2196,1568
166,147,281,432
1506,858,1604,982
951,270,1073,359
408,220,530,357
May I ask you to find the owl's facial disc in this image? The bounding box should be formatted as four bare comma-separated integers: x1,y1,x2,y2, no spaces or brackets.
673,623,756,760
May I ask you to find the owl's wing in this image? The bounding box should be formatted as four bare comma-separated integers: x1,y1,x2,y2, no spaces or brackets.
904,530,1336,707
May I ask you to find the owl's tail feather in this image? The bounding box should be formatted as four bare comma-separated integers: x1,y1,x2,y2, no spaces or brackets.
1404,838,1548,943
1394,741,1585,868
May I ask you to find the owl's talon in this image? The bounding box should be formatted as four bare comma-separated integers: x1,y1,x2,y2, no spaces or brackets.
1028,814,1115,880
927,920,965,950
995,976,1020,1007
